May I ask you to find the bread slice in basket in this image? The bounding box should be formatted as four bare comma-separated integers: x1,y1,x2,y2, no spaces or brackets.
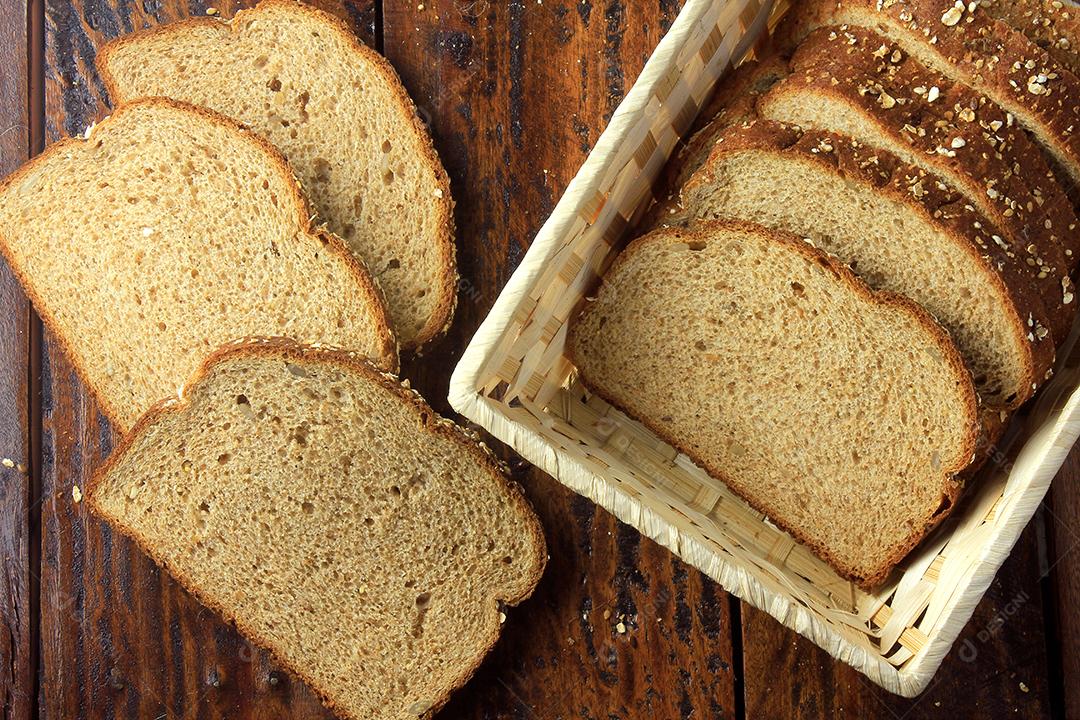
86,339,546,720
668,119,1054,410
777,0,1080,194
758,26,1079,340
97,0,457,350
674,57,791,192
643,57,789,230
0,98,397,433
569,220,980,587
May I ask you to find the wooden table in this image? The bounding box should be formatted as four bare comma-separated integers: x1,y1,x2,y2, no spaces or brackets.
1,0,1078,717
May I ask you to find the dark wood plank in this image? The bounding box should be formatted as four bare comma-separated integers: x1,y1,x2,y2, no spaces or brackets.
440,471,738,719
36,1,370,718
383,1,737,717
0,0,34,717
391,0,682,416
1050,447,1080,719
742,520,1054,719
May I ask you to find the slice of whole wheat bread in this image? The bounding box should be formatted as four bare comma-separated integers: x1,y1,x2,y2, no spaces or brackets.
759,25,1079,339
86,338,546,720
568,220,980,587
670,120,1054,410
776,0,1080,193
642,57,790,229
0,99,397,433
678,56,791,187
97,0,457,349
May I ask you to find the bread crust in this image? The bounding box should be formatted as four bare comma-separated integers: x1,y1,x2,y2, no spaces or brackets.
0,98,399,433
775,0,1080,189
567,219,980,589
96,0,459,351
678,119,1056,409
761,25,1079,339
978,0,1080,78
84,336,547,720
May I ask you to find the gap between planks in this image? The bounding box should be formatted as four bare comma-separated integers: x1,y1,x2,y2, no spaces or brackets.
26,0,46,717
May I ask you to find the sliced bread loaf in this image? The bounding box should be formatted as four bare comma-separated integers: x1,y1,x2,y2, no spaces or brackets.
671,120,1054,410
86,339,546,720
758,26,1078,338
98,0,456,349
0,99,397,433
568,220,980,587
777,0,1080,192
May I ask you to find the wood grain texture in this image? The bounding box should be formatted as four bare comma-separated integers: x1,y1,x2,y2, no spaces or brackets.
441,464,738,719
0,0,33,718
742,522,1054,719
1050,447,1080,719
390,0,683,410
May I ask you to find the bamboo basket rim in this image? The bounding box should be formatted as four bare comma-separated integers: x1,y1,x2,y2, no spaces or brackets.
449,0,1080,696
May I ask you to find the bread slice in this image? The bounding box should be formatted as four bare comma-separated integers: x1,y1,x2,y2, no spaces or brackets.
642,57,789,229
758,26,1079,339
670,120,1054,410
680,56,791,185
86,339,546,720
98,0,456,349
701,56,790,122
568,220,980,587
777,0,1080,192
0,99,397,433
978,0,1080,77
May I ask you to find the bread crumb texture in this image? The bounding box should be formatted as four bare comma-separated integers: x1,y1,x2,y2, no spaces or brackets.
99,0,456,348
88,342,546,720
680,120,1047,409
0,100,398,432
570,221,978,585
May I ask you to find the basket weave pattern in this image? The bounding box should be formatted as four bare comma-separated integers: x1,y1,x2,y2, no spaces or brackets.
450,0,1080,695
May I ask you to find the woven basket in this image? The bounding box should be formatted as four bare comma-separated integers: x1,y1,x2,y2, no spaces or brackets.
448,0,1080,696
